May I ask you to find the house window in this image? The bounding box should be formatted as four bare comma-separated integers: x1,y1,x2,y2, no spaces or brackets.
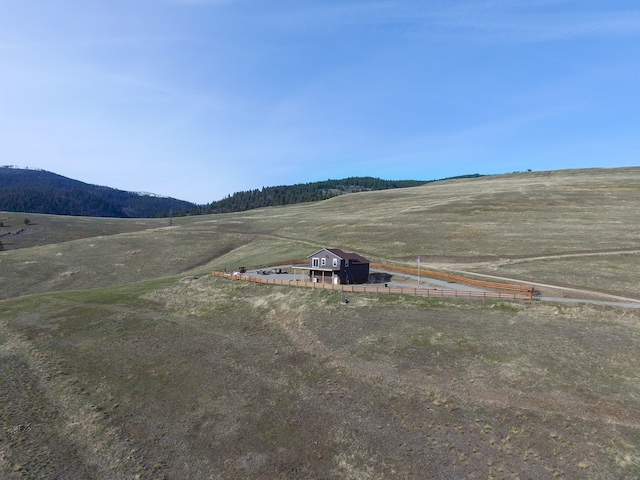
312,257,319,267
333,258,338,267
321,258,326,266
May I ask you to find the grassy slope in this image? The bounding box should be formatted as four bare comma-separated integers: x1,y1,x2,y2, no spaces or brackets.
202,167,640,297
201,167,639,255
0,212,168,250
2,278,640,478
1,167,640,478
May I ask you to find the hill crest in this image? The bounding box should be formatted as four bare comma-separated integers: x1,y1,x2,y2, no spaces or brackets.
0,167,196,218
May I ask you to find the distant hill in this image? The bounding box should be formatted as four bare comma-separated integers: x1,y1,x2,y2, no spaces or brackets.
0,166,483,218
0,167,196,218
194,175,482,214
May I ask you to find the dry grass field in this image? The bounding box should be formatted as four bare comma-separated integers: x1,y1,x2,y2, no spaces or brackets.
1,167,640,478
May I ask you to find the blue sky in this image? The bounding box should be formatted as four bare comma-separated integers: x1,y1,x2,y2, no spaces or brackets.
1,1,639,204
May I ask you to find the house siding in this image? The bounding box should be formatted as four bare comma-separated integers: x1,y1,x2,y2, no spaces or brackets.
308,248,370,285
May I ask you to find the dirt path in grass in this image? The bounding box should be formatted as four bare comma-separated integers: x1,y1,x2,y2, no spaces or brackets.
420,249,640,274
0,322,144,478
438,269,640,307
277,314,640,430
416,249,640,307
498,249,640,265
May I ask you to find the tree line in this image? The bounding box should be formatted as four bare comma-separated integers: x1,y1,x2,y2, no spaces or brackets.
1,166,483,218
191,177,428,214
190,175,482,215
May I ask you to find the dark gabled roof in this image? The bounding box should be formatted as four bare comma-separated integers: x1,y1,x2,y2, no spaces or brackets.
327,248,369,263
308,247,369,264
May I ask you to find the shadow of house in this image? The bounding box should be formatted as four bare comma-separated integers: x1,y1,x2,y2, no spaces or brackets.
305,248,370,285
370,272,392,284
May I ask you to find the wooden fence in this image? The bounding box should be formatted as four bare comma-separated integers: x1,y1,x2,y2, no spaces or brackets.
370,263,533,294
211,271,533,301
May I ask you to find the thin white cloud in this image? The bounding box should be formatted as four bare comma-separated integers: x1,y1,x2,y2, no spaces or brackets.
163,0,235,5
441,7,640,42
265,1,640,43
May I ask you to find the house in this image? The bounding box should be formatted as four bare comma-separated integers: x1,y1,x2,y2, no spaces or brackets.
305,248,370,285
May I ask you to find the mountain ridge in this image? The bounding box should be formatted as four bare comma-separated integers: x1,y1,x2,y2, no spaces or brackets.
0,167,195,218
1,166,481,218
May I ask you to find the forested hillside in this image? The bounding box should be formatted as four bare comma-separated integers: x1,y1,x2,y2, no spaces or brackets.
195,175,481,214
1,166,482,218
0,167,196,218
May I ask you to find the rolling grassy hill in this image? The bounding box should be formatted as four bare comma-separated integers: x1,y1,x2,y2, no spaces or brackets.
2,166,639,299
195,176,436,214
1,167,640,478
